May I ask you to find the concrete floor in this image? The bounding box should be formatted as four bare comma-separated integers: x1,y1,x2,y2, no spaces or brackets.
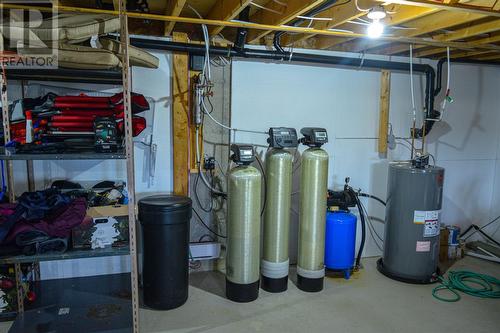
140,257,499,333
1,256,498,333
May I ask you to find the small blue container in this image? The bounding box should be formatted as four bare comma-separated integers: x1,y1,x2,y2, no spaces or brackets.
325,210,357,279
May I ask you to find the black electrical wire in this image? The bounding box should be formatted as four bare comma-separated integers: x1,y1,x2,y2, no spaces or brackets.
460,215,500,247
194,171,213,213
192,207,227,238
358,192,386,206
198,234,216,242
460,215,500,237
354,194,367,269
254,154,267,216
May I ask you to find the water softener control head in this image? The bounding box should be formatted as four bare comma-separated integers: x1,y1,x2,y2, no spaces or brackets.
267,127,298,148
230,144,255,165
299,127,328,147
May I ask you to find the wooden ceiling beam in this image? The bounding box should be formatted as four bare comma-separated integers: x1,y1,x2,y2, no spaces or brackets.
328,9,484,53
414,33,500,57
164,0,188,36
448,50,495,58
375,0,500,18
280,0,379,47
2,2,500,53
207,0,253,36
246,0,326,44
315,4,437,50
381,19,500,55
473,52,500,60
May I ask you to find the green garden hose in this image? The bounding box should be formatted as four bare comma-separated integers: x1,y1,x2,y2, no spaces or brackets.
432,270,500,302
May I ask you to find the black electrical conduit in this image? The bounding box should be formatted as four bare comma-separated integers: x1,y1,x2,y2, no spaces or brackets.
129,42,500,135
435,58,500,97
130,38,437,136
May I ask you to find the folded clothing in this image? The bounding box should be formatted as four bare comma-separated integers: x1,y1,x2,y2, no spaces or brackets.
0,203,16,216
18,188,72,221
2,196,87,245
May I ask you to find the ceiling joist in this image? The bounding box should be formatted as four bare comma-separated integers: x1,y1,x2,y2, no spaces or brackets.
164,0,188,36
246,0,326,44
328,8,486,53
207,0,253,36
375,0,500,17
280,0,379,47
415,32,500,57
382,19,500,55
2,2,500,60
315,4,438,50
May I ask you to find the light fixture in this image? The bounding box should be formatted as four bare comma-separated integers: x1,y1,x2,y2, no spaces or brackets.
367,6,387,20
366,6,386,38
367,19,384,38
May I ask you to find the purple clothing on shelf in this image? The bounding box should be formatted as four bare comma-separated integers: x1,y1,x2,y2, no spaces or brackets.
0,204,17,216
4,197,87,244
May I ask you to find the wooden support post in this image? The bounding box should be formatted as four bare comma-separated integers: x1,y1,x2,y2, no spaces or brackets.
172,32,190,195
378,70,391,155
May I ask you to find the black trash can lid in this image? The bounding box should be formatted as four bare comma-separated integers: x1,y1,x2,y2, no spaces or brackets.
138,194,192,214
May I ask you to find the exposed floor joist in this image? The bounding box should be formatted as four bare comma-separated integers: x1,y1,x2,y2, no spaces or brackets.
246,0,326,44
375,0,500,17
164,0,188,36
415,32,500,57
314,4,438,50
328,9,486,53
5,0,500,60
381,19,500,55
207,0,253,36
280,0,380,47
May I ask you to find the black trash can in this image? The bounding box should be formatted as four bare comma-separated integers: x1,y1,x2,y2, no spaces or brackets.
139,194,191,310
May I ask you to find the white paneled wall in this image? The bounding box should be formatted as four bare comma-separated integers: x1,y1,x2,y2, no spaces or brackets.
9,48,499,279
231,53,500,259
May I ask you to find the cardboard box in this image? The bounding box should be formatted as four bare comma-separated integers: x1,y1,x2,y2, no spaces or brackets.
72,205,129,249
86,204,128,218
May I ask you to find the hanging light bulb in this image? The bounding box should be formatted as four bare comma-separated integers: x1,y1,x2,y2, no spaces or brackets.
366,6,386,38
367,19,384,38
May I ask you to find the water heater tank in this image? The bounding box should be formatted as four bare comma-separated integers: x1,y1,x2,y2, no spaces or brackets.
377,161,444,283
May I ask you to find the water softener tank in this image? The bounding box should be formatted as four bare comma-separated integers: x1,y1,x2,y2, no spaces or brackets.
261,127,298,292
377,160,444,283
297,128,329,292
325,210,357,279
139,195,191,310
226,144,262,302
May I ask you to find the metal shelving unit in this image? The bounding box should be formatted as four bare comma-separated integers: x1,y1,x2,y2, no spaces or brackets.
0,147,126,160
0,2,139,331
0,246,130,265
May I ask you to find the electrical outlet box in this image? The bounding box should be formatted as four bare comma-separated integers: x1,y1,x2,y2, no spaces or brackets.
203,156,216,170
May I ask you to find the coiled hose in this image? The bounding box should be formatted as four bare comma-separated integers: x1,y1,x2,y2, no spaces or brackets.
432,270,500,302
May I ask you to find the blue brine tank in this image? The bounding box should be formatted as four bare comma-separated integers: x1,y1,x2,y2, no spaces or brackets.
324,210,357,279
